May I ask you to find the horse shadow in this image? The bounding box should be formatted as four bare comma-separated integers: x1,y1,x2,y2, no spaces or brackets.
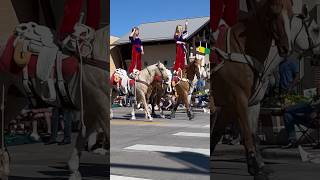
111,151,209,175
8,163,110,180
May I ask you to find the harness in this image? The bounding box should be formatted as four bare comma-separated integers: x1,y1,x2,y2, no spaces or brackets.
212,27,279,106
292,15,320,56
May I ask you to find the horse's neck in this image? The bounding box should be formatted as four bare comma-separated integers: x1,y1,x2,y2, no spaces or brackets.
185,66,195,81
138,67,154,84
230,11,272,64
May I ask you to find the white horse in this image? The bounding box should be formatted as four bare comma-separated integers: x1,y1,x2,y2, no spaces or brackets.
130,63,169,121
0,23,109,180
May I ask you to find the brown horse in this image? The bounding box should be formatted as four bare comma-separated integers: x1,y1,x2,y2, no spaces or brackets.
211,0,293,179
146,69,172,118
0,26,109,180
170,58,201,120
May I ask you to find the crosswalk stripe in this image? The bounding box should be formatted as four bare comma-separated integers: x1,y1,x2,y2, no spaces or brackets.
173,132,210,138
111,175,152,180
124,144,210,156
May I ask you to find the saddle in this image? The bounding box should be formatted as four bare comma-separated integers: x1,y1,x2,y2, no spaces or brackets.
1,34,79,107
13,22,59,103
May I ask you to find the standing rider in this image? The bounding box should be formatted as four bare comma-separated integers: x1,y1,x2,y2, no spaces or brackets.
128,27,144,74
173,21,188,76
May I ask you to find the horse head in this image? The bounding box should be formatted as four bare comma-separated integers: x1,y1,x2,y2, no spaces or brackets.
189,58,201,80
155,61,169,82
264,0,293,57
291,8,320,56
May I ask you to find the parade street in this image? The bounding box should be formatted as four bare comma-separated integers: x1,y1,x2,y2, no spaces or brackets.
110,107,210,180
7,137,109,180
211,145,320,180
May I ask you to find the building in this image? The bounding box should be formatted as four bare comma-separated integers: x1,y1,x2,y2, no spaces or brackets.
112,16,210,70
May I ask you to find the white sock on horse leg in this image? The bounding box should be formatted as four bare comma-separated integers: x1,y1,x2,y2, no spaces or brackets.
68,148,80,172
87,131,98,151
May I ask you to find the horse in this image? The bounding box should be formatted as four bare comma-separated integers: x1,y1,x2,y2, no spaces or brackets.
0,23,109,180
170,58,201,120
146,69,172,119
210,0,293,179
129,63,169,121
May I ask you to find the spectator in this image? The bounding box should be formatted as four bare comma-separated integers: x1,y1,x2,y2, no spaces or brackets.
46,108,73,145
279,57,300,94
283,95,320,148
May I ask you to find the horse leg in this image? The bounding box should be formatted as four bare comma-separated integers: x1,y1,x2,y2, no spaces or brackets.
0,83,28,179
131,97,138,120
210,107,225,156
131,96,136,120
170,96,181,119
235,94,268,180
68,127,95,180
140,91,153,121
182,92,194,120
0,149,9,180
30,120,40,141
151,96,156,118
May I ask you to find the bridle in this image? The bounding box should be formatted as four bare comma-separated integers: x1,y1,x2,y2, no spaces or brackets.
292,15,320,56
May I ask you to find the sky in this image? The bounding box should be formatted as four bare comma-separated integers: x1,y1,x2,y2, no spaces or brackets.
111,0,210,37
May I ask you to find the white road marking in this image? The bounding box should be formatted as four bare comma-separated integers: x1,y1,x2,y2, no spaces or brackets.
124,144,210,156
111,175,152,180
173,132,209,138
203,124,210,128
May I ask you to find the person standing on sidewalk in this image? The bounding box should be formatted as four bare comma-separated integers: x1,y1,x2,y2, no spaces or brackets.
45,108,73,145
128,27,144,73
279,57,300,94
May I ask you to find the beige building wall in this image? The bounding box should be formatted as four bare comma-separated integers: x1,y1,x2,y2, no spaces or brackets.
142,43,176,68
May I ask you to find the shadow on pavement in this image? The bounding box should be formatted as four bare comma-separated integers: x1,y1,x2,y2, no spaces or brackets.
111,151,209,175
161,151,209,172
10,163,110,180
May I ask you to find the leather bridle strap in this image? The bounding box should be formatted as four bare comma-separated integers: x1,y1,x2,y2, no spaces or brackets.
136,79,149,87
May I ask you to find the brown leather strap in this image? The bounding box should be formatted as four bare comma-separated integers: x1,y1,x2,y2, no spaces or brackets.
83,58,108,70
136,79,149,87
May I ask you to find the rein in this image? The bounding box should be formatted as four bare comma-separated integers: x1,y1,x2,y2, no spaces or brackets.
232,30,263,81
83,58,108,70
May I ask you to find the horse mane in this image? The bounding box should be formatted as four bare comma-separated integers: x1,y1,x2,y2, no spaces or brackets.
274,0,293,17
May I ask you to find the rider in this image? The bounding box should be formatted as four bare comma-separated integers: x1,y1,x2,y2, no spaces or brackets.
128,27,144,74
111,69,133,95
210,0,240,64
173,22,188,76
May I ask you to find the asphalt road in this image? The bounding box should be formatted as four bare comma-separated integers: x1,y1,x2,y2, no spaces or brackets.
211,146,320,180
7,135,109,180
110,107,210,180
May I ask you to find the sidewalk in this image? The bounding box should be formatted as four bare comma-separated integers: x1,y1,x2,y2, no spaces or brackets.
214,144,320,162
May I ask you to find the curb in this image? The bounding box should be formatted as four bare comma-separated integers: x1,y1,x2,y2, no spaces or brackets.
213,145,311,161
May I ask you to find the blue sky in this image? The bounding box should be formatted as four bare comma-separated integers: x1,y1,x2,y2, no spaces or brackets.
111,0,210,37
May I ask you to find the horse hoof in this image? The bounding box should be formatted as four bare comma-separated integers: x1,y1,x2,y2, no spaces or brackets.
160,115,165,119
69,171,82,180
131,116,136,120
145,118,153,122
30,133,41,141
92,148,109,155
